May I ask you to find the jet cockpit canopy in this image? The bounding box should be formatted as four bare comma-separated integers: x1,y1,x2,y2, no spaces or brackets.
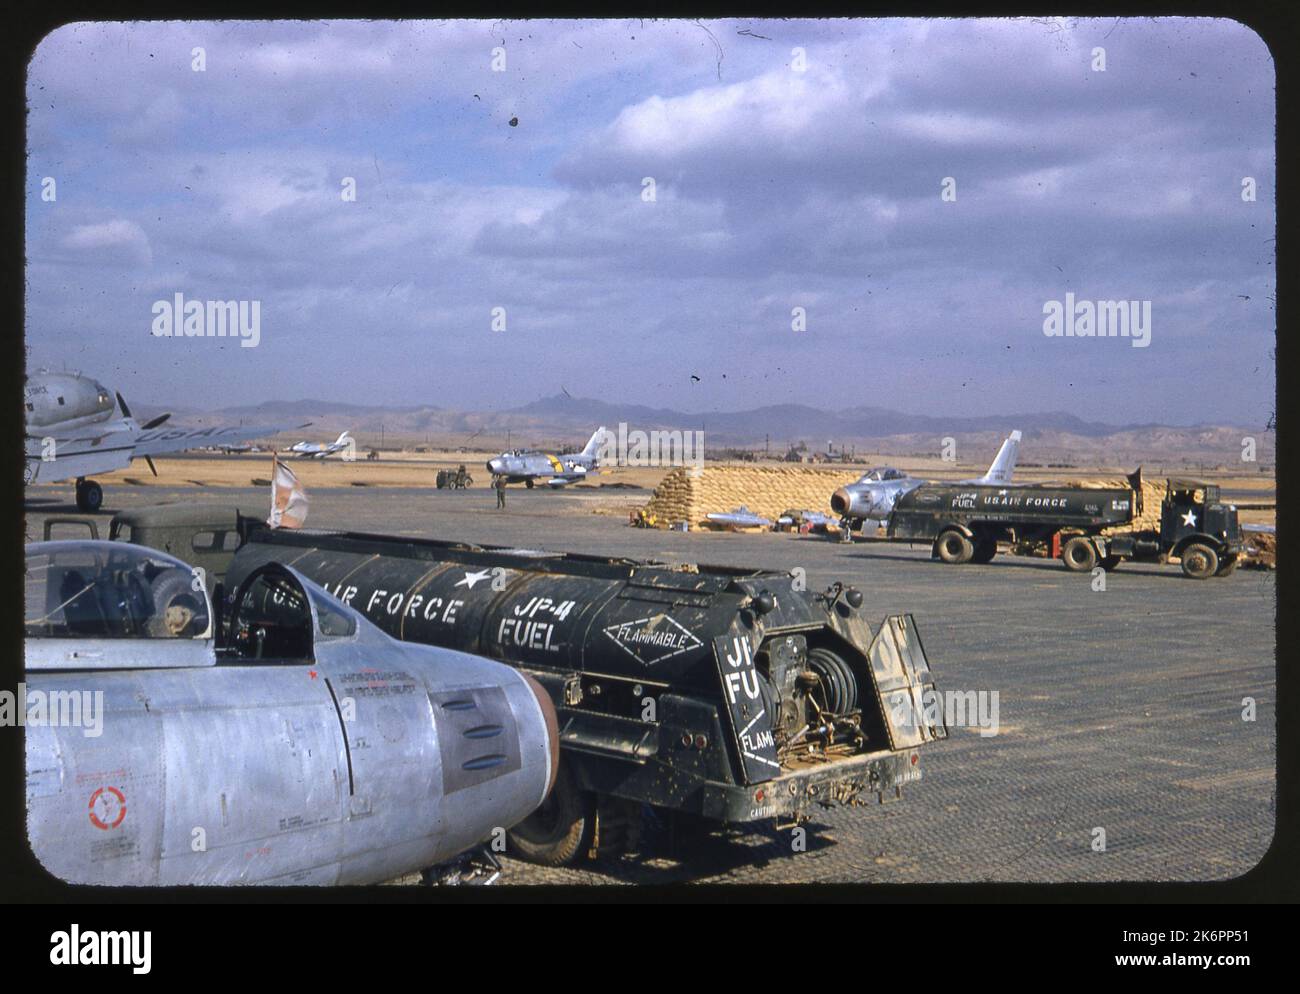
26,540,212,643
856,466,908,484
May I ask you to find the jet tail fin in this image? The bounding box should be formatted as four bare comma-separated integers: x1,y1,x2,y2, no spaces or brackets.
581,427,607,460
335,431,352,446
978,430,1022,484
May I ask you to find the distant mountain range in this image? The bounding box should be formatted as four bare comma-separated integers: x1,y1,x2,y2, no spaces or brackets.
140,393,1274,467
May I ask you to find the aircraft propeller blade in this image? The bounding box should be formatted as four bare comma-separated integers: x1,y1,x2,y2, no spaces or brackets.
145,455,158,477
118,391,171,430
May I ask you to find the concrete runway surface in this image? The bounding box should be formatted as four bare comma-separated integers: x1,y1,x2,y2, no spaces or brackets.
25,484,1277,885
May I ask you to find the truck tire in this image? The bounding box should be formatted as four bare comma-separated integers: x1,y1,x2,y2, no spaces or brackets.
1215,554,1239,577
1099,555,1123,572
1062,536,1098,572
1180,543,1219,580
506,763,596,866
936,529,974,564
970,537,997,564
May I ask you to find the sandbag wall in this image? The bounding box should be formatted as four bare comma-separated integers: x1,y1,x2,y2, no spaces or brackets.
640,465,859,528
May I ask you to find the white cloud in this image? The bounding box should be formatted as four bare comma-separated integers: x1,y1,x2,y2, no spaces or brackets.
61,219,152,266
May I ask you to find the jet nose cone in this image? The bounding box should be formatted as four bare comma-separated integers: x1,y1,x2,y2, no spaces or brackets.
487,458,503,474
831,488,851,515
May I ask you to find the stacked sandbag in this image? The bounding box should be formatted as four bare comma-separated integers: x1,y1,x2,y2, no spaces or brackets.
640,465,859,528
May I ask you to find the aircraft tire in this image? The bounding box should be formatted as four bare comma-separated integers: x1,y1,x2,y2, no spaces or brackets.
75,480,104,513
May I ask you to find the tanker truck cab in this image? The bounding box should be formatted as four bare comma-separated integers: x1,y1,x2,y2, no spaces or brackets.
1159,479,1242,579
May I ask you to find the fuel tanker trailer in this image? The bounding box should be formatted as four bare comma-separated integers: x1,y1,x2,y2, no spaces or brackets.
225,526,947,866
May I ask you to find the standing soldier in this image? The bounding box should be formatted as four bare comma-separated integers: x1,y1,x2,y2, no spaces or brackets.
494,474,507,509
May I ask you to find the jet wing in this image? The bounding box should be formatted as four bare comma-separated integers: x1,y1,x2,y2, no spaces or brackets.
133,423,291,457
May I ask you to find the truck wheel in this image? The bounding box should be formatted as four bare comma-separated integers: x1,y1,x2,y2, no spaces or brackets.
506,763,596,866
1099,555,1123,572
1061,536,1097,572
936,529,974,564
970,538,997,564
1180,543,1219,580
1215,554,1239,577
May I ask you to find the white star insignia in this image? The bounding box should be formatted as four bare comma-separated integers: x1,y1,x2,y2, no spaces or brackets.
456,568,493,589
1182,509,1197,527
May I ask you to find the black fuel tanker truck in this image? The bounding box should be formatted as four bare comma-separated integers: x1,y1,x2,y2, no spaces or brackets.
886,471,1242,579
103,507,947,866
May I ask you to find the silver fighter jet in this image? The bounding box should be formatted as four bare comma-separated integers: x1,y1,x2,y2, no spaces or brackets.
24,370,293,511
286,431,354,459
831,430,1022,526
486,427,606,488
24,539,558,885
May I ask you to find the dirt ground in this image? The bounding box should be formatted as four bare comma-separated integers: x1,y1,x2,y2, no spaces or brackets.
60,451,1275,529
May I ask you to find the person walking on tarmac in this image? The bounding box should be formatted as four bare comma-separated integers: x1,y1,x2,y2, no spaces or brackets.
494,474,507,509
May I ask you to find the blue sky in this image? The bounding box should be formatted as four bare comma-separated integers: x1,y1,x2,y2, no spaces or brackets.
25,18,1275,425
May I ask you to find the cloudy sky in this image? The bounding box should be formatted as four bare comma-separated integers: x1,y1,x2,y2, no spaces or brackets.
25,18,1274,425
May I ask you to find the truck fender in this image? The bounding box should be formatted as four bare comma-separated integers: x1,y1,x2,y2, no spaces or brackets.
930,522,974,560
1170,533,1225,559
935,521,974,540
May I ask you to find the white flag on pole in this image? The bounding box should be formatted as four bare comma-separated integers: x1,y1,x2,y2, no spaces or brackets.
268,455,309,529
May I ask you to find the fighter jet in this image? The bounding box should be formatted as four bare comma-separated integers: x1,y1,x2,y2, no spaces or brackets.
486,427,606,488
287,431,354,459
23,538,558,885
23,370,292,512
831,430,1022,527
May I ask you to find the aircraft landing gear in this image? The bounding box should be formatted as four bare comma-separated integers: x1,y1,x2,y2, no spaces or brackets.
75,478,104,513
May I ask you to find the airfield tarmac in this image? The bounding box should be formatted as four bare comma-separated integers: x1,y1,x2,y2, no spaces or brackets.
25,483,1277,886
